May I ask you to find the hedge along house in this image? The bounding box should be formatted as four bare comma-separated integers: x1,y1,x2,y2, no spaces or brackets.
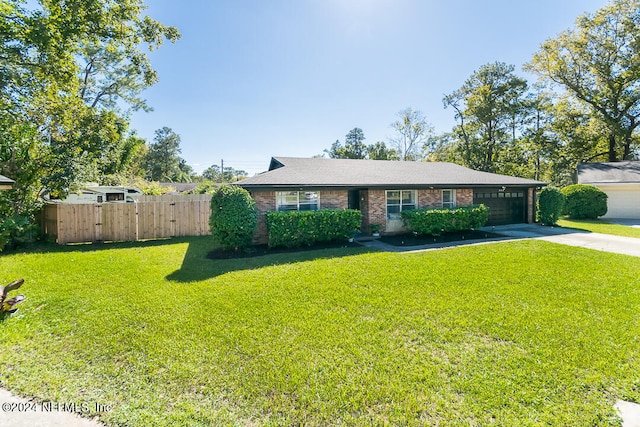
578,161,640,219
237,157,546,244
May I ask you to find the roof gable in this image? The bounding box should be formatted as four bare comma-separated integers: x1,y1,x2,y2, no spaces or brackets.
237,157,545,188
578,161,640,184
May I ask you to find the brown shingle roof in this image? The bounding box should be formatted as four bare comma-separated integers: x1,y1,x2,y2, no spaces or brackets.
578,161,640,184
237,157,545,188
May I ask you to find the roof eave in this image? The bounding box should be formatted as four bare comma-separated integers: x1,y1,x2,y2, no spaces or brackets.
238,182,545,190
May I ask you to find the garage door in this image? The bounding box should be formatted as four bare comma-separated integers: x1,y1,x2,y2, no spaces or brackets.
600,185,640,219
474,189,526,225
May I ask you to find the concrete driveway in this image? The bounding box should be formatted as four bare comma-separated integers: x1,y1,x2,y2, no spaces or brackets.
484,223,640,257
606,218,640,228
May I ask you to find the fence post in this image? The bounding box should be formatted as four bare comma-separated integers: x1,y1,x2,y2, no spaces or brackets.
95,204,102,242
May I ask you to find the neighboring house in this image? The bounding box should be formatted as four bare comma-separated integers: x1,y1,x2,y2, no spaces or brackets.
0,175,14,190
577,161,640,219
47,185,143,204
237,157,545,243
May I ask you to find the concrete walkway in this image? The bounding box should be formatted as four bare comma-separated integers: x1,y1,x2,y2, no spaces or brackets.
358,223,640,258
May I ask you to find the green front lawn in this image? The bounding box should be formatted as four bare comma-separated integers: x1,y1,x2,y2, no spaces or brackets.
1,238,639,426
558,218,640,238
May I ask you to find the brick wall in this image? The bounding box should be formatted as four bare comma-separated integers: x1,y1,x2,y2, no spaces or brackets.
321,190,348,209
365,189,387,233
527,188,535,223
418,189,441,208
456,189,474,206
416,188,474,208
250,190,275,244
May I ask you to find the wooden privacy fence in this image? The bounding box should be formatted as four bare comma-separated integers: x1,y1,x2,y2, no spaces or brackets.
42,194,212,244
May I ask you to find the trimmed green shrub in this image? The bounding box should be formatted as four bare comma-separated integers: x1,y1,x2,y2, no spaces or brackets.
209,185,257,251
0,215,38,252
266,209,361,248
561,184,607,219
536,187,565,225
401,205,489,236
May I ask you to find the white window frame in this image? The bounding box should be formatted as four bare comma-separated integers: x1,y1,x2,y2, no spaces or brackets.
386,190,417,220
276,191,320,211
442,189,456,208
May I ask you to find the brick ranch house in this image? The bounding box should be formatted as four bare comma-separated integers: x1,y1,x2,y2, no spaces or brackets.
237,157,546,244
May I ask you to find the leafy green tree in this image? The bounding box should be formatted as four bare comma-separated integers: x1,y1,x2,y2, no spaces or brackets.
424,133,461,164
144,127,183,181
0,0,180,214
389,108,432,161
519,88,561,182
325,128,368,159
526,0,640,162
344,128,367,159
325,140,345,158
201,165,248,182
367,142,400,160
443,62,528,172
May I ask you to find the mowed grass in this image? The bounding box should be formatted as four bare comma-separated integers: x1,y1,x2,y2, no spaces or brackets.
1,238,640,426
558,218,640,238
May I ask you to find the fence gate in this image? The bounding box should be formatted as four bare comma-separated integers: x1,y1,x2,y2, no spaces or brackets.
42,194,212,244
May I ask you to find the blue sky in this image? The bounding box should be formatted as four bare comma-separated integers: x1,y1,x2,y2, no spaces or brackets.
129,0,609,176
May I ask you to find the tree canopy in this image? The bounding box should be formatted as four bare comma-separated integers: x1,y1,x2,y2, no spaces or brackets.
389,108,433,161
324,128,399,160
526,0,640,162
443,62,528,172
0,0,180,215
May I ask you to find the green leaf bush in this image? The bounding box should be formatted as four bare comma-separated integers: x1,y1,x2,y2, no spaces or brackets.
209,185,257,251
0,215,38,252
400,205,489,236
536,187,565,225
561,184,607,219
266,209,361,248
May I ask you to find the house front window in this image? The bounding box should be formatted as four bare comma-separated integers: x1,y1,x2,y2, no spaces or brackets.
276,191,319,211
386,190,417,220
442,189,456,208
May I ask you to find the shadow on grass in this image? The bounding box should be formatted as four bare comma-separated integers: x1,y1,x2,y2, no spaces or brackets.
3,236,188,256
166,238,374,282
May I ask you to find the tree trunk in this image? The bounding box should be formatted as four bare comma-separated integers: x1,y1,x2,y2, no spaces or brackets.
608,133,617,162
623,120,635,160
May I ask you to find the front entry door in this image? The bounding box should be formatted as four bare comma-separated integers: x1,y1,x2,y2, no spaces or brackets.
348,190,360,210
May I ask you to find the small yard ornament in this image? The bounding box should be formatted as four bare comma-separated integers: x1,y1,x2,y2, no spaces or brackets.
1,279,25,314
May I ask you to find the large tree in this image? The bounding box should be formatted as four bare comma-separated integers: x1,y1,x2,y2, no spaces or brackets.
443,62,528,172
201,165,248,182
526,0,640,161
366,141,400,160
144,127,182,182
389,108,432,161
0,0,180,214
325,128,367,159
